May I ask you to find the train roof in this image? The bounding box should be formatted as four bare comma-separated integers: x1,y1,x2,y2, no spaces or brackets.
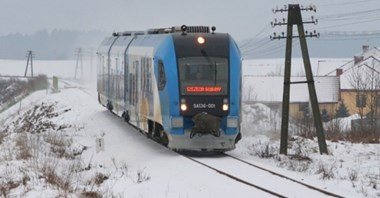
111,25,216,37
97,25,229,55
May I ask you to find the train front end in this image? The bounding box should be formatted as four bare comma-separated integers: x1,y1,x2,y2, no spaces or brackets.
168,27,241,151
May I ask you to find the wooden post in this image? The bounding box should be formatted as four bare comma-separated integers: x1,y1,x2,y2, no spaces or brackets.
274,4,328,155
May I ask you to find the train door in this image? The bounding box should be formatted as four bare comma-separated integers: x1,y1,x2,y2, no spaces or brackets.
139,57,154,132
126,47,154,131
115,57,119,102
127,57,140,127
112,55,124,115
124,53,129,117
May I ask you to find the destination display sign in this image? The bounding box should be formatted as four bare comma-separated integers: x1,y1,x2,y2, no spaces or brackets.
186,86,222,93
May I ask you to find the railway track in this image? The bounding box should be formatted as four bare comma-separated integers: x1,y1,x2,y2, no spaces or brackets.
224,154,345,197
181,153,346,198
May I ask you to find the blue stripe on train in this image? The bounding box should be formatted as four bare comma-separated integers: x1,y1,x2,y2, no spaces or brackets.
154,36,182,134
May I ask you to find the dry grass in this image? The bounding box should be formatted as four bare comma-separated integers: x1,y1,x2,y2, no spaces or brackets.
15,133,32,160
136,168,150,184
94,172,109,186
0,130,7,145
44,131,74,159
345,131,380,143
254,144,276,159
292,116,380,144
80,191,103,198
0,102,81,196
316,162,336,180
0,94,151,197
324,130,380,143
0,75,48,114
0,180,21,197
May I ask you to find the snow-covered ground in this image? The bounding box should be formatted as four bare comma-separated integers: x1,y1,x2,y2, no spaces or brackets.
0,60,379,197
0,83,278,197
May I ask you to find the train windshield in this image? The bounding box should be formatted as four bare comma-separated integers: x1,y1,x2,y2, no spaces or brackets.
178,56,228,95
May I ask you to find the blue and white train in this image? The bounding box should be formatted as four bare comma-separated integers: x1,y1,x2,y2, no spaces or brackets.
97,25,241,152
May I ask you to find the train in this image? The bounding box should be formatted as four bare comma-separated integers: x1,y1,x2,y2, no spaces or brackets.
97,25,242,152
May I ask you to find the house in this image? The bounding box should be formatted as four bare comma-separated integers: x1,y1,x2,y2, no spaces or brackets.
242,75,340,119
322,46,380,119
242,46,380,121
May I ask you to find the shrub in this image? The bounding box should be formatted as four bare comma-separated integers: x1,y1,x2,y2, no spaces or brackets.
336,102,349,118
28,74,48,91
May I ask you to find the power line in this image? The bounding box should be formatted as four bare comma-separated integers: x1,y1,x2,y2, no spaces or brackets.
240,38,272,52
242,38,302,59
318,0,377,7
317,17,380,30
318,8,380,20
240,4,380,59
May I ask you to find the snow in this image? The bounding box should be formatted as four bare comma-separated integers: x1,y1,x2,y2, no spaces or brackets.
0,60,379,197
0,84,271,197
0,59,94,80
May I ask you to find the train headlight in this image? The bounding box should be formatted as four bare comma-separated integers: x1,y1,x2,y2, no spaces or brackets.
197,36,205,44
227,117,239,128
222,98,229,111
171,117,183,128
180,98,187,111
181,104,187,111
222,104,229,111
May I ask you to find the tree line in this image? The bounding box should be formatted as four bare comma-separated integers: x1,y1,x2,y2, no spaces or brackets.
0,30,107,60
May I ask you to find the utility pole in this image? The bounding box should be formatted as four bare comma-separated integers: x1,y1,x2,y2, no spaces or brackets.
24,50,34,77
90,48,94,80
270,4,328,155
75,48,84,79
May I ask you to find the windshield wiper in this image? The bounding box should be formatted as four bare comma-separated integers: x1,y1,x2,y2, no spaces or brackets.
214,61,217,85
201,49,217,85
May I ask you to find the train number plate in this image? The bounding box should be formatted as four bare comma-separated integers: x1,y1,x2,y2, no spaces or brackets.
193,103,216,109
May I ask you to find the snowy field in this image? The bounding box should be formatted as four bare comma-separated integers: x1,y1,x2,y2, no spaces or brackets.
0,59,94,81
0,60,379,197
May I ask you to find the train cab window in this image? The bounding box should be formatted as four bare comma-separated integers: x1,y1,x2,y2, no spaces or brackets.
178,56,229,95
158,60,166,90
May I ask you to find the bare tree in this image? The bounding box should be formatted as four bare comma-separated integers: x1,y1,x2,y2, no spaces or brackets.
246,85,257,102
348,59,380,131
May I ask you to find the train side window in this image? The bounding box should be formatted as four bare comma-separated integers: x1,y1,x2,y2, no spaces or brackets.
158,60,166,90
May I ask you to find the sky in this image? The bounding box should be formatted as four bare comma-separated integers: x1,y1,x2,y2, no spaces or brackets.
1,0,380,41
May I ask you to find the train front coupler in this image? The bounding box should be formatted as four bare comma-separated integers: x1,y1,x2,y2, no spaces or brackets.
190,112,221,138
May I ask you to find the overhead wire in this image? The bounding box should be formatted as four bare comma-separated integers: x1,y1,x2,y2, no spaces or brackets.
316,7,380,30
318,8,380,21
239,23,289,57
318,0,377,7
317,19,380,31
318,31,380,41
240,3,380,58
241,28,311,58
243,37,302,59
239,24,272,49
241,37,281,55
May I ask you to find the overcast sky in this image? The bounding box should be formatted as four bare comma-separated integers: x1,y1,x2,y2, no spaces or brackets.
1,0,379,41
